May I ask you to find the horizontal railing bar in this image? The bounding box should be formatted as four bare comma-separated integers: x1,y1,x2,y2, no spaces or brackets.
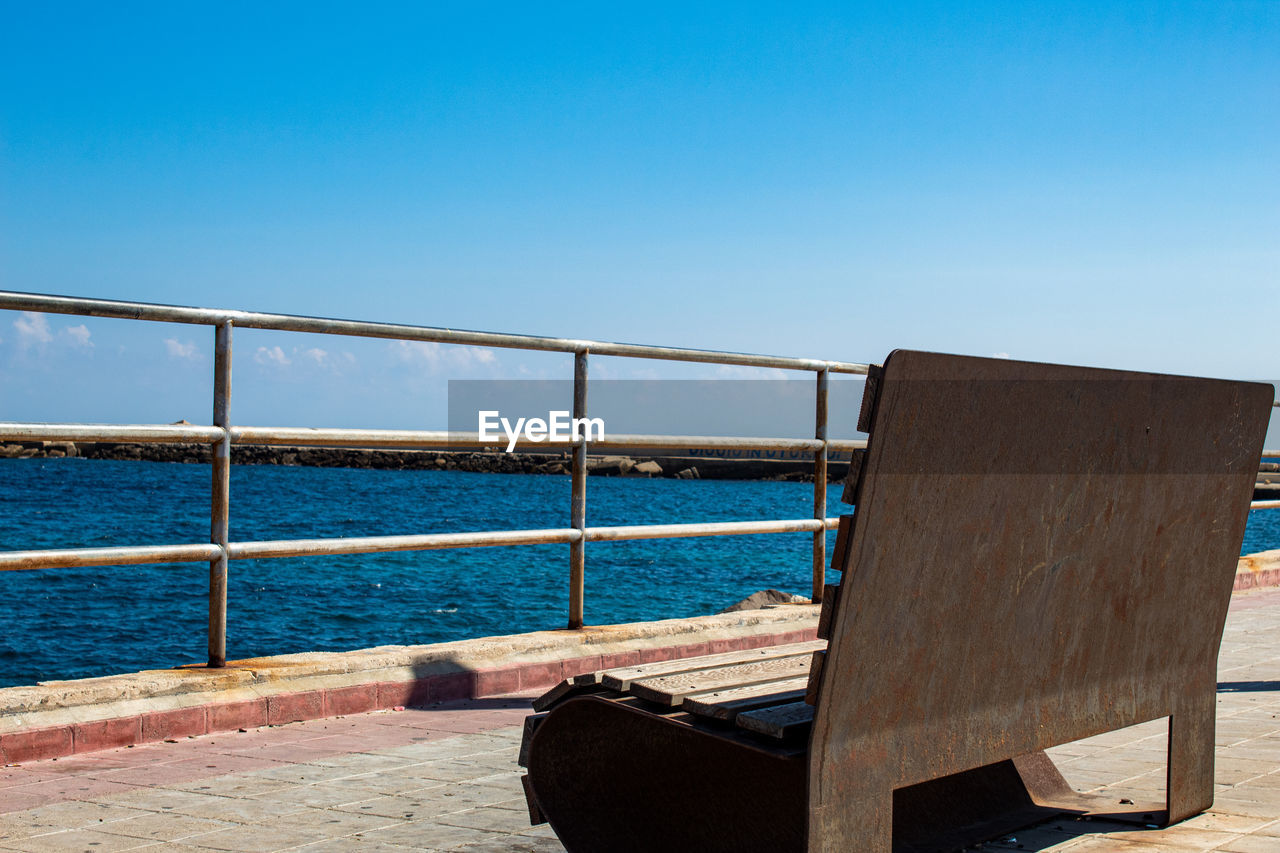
587,434,839,451
0,517,847,570
235,428,870,453
233,519,844,558
0,423,870,454
1264,449,1280,458
19,499,1280,571
228,529,581,559
584,518,838,541
232,427,501,449
0,291,869,374
0,423,225,443
0,543,221,571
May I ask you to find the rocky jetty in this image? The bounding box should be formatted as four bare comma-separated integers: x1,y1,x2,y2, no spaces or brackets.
6,441,1276,494
1258,463,1280,502
0,440,853,483
719,589,811,613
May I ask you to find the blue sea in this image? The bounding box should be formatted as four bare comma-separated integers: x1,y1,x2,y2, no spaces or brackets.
1,458,1278,688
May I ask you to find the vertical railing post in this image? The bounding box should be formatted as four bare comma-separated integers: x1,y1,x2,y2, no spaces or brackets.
568,349,588,629
812,367,829,602
209,320,232,667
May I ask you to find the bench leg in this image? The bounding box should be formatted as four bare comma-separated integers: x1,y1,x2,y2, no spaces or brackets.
526,696,807,853
1167,693,1216,824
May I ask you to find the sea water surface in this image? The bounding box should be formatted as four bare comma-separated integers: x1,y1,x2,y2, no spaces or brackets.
1,458,1278,688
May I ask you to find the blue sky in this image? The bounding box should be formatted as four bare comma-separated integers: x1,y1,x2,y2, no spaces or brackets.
0,2,1276,438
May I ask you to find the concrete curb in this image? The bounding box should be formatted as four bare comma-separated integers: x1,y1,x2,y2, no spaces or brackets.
1235,549,1280,592
0,604,818,764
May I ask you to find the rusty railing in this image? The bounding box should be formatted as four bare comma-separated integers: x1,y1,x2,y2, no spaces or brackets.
0,291,878,666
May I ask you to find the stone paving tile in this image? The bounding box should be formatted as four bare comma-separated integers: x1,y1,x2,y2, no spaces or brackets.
174,822,327,851
438,805,541,834
168,775,300,798
300,774,445,799
242,780,383,809
268,806,406,837
290,841,421,853
4,776,145,803
358,819,504,849
0,800,153,840
241,762,370,786
92,810,240,842
452,836,565,853
161,794,313,825
0,828,159,852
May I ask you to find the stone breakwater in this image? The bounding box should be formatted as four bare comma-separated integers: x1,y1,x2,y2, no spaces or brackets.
6,443,1277,494
0,440,854,483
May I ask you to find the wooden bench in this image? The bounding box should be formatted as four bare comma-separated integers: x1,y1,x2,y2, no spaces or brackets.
519,350,1273,853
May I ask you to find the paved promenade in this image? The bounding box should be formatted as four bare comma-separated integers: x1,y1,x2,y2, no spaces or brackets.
3,587,1280,852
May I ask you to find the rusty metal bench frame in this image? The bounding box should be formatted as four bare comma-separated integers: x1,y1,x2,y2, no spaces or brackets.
521,350,1273,852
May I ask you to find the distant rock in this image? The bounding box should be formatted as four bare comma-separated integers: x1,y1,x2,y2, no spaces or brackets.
633,460,662,477
588,455,635,476
719,589,810,613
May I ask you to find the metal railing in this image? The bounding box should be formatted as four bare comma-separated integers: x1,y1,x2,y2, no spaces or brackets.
1,291,1277,667
0,291,874,667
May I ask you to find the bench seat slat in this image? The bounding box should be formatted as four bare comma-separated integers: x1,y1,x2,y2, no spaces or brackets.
736,700,815,739
531,672,605,712
598,640,825,691
680,677,809,721
805,650,825,704
816,584,841,640
628,652,817,706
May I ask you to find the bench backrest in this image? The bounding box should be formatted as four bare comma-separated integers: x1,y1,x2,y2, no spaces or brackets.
809,351,1271,812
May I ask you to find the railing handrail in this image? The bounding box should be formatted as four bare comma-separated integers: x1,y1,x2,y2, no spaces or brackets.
0,290,870,375
0,422,868,453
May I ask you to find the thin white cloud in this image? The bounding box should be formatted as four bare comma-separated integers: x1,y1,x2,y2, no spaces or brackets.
992,352,1011,359
388,341,497,372
11,314,96,353
14,312,52,348
713,364,790,380
300,347,329,367
63,324,93,348
164,338,200,360
255,345,291,367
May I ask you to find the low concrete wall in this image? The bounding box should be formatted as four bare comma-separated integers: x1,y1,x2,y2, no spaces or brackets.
1235,549,1280,592
0,604,818,764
